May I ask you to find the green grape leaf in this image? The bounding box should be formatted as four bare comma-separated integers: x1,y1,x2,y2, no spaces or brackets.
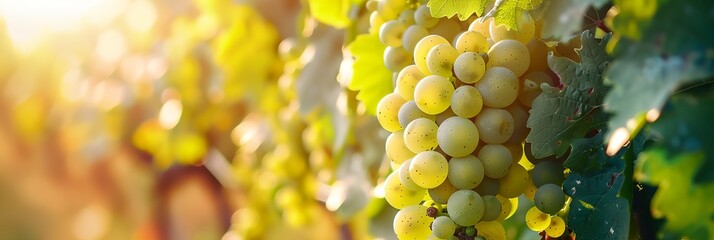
526,31,611,158
427,0,489,21
347,34,393,115
489,0,543,30
538,0,607,40
308,0,352,28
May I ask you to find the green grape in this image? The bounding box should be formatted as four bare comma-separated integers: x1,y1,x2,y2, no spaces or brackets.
437,116,480,157
545,215,566,238
531,161,565,187
386,129,415,165
518,71,552,107
475,221,507,240
414,75,454,115
414,5,438,28
370,12,385,34
428,178,459,204
450,85,483,118
472,177,499,196
526,38,550,73
487,40,530,77
403,25,430,53
454,52,486,83
383,0,407,10
399,158,423,191
477,144,513,179
366,0,378,12
377,92,407,132
495,195,516,221
474,108,515,144
396,65,425,101
404,117,439,152
454,30,489,54
431,216,457,238
399,8,416,25
380,20,407,47
503,143,524,164
435,107,456,125
429,18,462,42
384,46,412,72
534,184,566,215
414,35,449,74
384,170,426,209
410,151,449,188
448,155,485,189
497,163,529,198
398,100,435,128
525,206,552,232
489,13,535,44
481,195,502,221
504,103,529,144
475,67,519,108
426,43,458,77
377,0,400,19
524,175,538,200
468,17,492,38
447,189,484,226
394,205,432,239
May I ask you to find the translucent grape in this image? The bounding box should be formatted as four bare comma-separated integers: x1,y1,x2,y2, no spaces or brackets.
384,170,426,209
428,178,458,204
518,71,552,107
394,205,432,239
414,5,438,28
398,158,423,191
380,20,407,47
369,12,385,34
545,216,566,238
477,144,513,179
435,107,455,125
468,17,492,38
475,67,519,108
384,46,411,72
398,8,416,25
524,176,538,201
447,190,484,226
473,177,499,196
426,43,458,77
403,25,430,53
454,52,486,83
531,161,565,187
429,18,462,42
377,0,399,19
450,85,483,118
431,216,457,239
454,31,489,54
474,108,515,144
396,65,425,101
475,221,506,240
497,163,529,198
414,35,449,74
525,206,552,232
409,151,449,189
489,13,535,44
404,117,439,152
365,0,378,12
448,155,485,190
534,183,566,215
398,100,435,128
437,116,480,158
504,103,529,144
414,75,454,115
526,38,550,73
377,92,406,132
495,195,516,221
481,195,502,221
386,130,415,165
487,40,530,77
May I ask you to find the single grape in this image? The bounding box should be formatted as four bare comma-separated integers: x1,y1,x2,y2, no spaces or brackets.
447,190,484,226
526,38,550,73
487,40,530,77
365,0,378,12
481,195,502,221
399,158,423,191
450,85,483,118
477,144,513,179
489,13,535,44
403,25,430,53
475,220,507,240
504,103,529,144
398,100,435,128
435,107,456,125
377,92,406,132
394,205,433,239
404,117,439,152
429,18,462,42
531,161,565,187
399,8,416,25
414,75,454,115
369,12,385,34
376,0,400,19
454,31,489,54
518,71,552,107
396,65,425,101
534,183,566,215
525,206,551,232
384,46,411,72
380,20,407,47
454,52,486,83
428,178,459,204
472,177,499,196
545,215,566,238
475,67,519,108
384,170,426,209
468,17,492,38
497,163,529,198
426,43,459,77
523,175,538,200
414,5,438,28
432,216,458,238
448,155,485,189
474,108,515,144
386,129,415,165
437,116,480,157
414,35,449,74
495,195,517,221
410,151,449,189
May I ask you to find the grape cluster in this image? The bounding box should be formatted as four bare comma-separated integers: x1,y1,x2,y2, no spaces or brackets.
368,0,573,239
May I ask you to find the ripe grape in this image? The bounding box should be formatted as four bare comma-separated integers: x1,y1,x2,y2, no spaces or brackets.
403,25,430,53
410,151,449,189
399,8,416,25
394,205,433,239
437,116,480,157
428,178,459,204
414,35,449,74
450,85,483,118
497,163,529,198
475,67,519,108
454,31,489,54
487,40,530,77
489,13,535,44
448,155,485,190
526,38,550,73
398,100,435,128
504,103,529,144
399,158,423,191
474,108,515,144
545,215,566,238
384,46,411,72
377,92,406,132
435,107,456,125
468,17,492,38
429,18,462,42
525,206,551,232
396,65,425,101
426,43,459,77
477,144,513,179
518,71,552,107
414,75,454,114
475,221,507,240
495,195,517,221
534,183,566,215
447,190,485,226
431,216,458,238
404,117,439,152
454,52,486,83
481,195,502,221
384,170,426,209
380,20,407,47
414,5,438,28
386,130,415,164
531,161,565,187
472,177,499,196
